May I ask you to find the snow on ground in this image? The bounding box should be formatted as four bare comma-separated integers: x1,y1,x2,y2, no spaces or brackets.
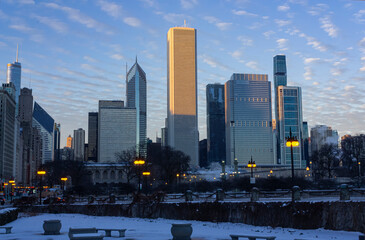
0,213,362,240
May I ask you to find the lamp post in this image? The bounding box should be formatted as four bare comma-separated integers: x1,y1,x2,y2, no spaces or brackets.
134,159,145,194
247,156,256,184
142,172,150,194
37,170,46,205
9,180,15,202
61,177,67,196
286,128,299,183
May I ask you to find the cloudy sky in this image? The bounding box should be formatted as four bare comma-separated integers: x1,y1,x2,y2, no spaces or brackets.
0,0,364,147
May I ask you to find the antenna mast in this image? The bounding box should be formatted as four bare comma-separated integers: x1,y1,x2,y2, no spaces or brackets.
16,44,19,62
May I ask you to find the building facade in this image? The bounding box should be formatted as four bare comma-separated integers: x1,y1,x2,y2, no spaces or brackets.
73,128,85,161
0,84,16,180
126,59,147,157
53,123,61,161
206,84,225,165
98,101,136,163
225,74,274,166
88,112,98,162
6,46,21,115
167,26,199,167
32,102,54,163
310,125,339,154
277,86,304,168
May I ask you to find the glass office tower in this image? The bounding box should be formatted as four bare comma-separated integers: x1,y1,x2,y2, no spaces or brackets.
126,59,147,157
206,84,225,165
277,86,304,167
7,46,21,115
225,74,274,166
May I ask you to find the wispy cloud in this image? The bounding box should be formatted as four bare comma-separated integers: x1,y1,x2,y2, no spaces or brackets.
320,16,338,38
123,17,141,27
245,61,259,70
9,24,44,42
237,35,253,46
275,19,291,27
84,56,98,63
43,2,114,35
32,15,68,33
308,3,328,16
180,0,198,9
200,54,231,71
304,57,321,64
97,0,122,18
204,16,232,30
232,9,258,17
354,10,365,24
110,53,124,60
277,4,290,12
157,12,189,24
276,38,288,51
263,30,275,39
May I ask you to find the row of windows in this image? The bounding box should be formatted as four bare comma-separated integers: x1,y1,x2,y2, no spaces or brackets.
232,97,269,102
230,121,272,127
283,89,298,96
284,112,298,118
237,148,274,153
285,119,298,125
284,104,298,111
284,96,297,103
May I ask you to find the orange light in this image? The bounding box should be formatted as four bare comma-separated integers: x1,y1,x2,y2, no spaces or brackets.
286,140,299,147
61,177,68,181
37,170,46,175
142,172,150,176
134,160,145,165
9,180,15,183
306,167,310,171
359,162,361,165
4,183,8,186
176,174,180,177
270,170,273,174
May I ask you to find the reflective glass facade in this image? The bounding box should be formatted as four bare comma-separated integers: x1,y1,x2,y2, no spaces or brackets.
206,84,225,164
32,102,54,163
225,74,274,166
126,60,146,157
277,86,304,167
7,62,21,114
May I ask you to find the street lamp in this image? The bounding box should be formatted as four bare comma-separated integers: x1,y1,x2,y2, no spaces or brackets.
61,177,67,196
142,172,150,193
134,159,145,194
37,170,46,205
247,156,256,184
286,128,299,183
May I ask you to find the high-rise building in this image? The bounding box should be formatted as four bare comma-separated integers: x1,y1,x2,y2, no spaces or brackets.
53,123,61,161
32,102,54,163
206,84,225,165
302,121,309,166
73,128,85,161
277,86,304,168
273,55,287,164
66,135,73,148
0,84,16,180
6,45,21,115
98,100,136,162
310,125,339,154
225,74,274,166
126,58,147,157
88,112,98,162
167,26,199,167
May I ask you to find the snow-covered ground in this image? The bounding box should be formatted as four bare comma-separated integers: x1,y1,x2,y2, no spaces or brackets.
0,213,362,240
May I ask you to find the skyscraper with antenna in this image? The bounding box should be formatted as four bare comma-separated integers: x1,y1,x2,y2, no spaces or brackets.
7,44,21,115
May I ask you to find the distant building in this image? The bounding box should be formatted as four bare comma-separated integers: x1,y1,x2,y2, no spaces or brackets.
167,26,199,167
302,121,309,166
206,84,225,165
225,74,274,166
161,118,168,147
73,128,85,161
199,139,208,168
310,125,339,154
32,102,54,163
6,45,21,115
88,112,98,162
277,86,304,168
126,58,147,157
0,84,16,180
54,123,61,161
66,135,73,148
98,100,136,162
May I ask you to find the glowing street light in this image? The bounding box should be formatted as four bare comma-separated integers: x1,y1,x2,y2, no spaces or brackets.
247,156,256,184
37,170,46,205
134,158,145,193
286,128,300,183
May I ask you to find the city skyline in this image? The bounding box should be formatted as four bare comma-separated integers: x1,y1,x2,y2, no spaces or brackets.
0,0,364,147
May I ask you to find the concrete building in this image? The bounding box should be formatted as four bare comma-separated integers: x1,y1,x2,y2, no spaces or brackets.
126,59,147,157
167,26,199,167
73,128,85,161
98,100,136,163
54,123,61,161
310,125,339,154
66,135,72,148
225,73,274,166
0,84,16,180
32,102,54,163
206,84,225,165
277,86,304,168
88,112,98,162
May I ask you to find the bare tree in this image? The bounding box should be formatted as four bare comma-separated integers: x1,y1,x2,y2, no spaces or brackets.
115,148,138,184
311,144,340,180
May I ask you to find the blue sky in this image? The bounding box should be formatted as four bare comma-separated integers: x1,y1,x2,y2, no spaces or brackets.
0,0,364,148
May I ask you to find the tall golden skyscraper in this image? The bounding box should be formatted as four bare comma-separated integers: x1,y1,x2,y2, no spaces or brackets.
66,135,73,148
167,26,199,167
